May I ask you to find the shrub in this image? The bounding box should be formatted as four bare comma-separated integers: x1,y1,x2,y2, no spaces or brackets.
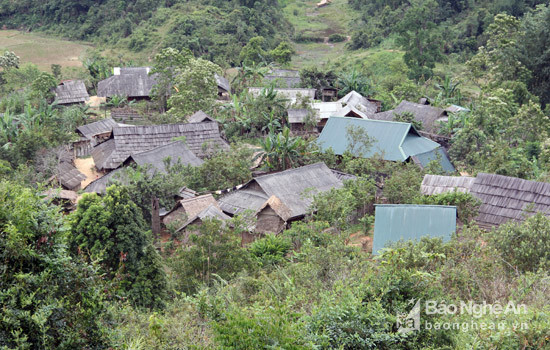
249,234,292,267
415,191,481,224
328,33,347,43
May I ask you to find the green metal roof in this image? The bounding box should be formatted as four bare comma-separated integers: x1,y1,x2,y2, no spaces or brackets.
412,148,456,173
318,117,440,162
372,204,456,255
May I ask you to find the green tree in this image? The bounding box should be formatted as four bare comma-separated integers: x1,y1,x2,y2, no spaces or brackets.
337,68,374,97
269,41,295,65
467,13,531,88
0,50,20,69
239,36,268,66
259,127,305,170
170,218,254,295
0,182,110,349
69,186,167,309
396,0,444,81
168,58,222,120
150,47,192,112
31,72,57,100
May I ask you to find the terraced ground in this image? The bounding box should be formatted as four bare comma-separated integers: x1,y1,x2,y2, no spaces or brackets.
0,30,92,71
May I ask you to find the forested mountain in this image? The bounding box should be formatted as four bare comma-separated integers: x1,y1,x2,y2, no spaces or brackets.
0,0,291,65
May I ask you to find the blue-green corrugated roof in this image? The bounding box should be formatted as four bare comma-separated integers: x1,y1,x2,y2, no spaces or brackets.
318,117,438,161
412,148,456,173
372,204,456,255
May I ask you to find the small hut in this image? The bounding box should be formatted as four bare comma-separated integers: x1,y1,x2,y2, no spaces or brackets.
97,67,158,101
287,109,318,134
163,194,220,228
54,80,90,105
74,118,119,157
187,110,216,123
43,189,79,212
254,195,292,234
215,74,231,100
176,204,231,232
371,100,447,134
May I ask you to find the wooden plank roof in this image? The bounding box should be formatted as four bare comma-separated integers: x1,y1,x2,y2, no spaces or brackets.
371,100,447,134
77,118,118,140
471,173,550,228
218,162,344,219
91,122,229,170
421,174,475,195
97,67,159,98
54,80,90,105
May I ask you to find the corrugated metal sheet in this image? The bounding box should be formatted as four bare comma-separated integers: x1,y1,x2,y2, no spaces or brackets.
317,117,412,161
372,204,456,254
411,147,455,173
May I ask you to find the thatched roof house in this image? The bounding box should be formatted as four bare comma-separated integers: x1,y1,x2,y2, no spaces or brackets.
57,161,87,191
317,117,455,172
74,118,126,156
215,74,231,94
287,109,318,133
255,195,292,234
188,110,216,123
84,168,125,194
248,87,316,104
372,204,456,254
97,67,158,99
43,189,79,211
54,80,89,105
218,162,344,221
163,194,220,227
421,174,475,196
372,101,447,134
91,122,229,170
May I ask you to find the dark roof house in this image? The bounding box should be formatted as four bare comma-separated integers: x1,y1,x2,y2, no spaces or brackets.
54,80,90,105
127,141,204,173
372,101,447,134
176,204,231,232
163,194,220,227
215,74,231,94
218,162,344,220
317,117,455,172
372,204,457,254
97,67,158,99
254,195,292,234
91,122,229,170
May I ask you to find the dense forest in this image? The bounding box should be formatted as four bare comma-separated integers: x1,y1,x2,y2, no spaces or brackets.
1,0,550,349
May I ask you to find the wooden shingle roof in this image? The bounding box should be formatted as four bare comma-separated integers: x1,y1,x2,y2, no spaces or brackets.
219,162,344,219
77,118,118,140
97,67,158,98
54,80,90,105
91,122,229,170
57,161,86,190
372,101,447,134
421,174,475,195
188,110,216,123
128,141,203,173
471,173,550,228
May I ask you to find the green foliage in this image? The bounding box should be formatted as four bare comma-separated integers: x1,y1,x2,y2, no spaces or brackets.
490,212,550,273
346,124,374,157
395,0,444,81
170,218,255,295
299,66,338,100
183,144,253,192
259,127,306,171
239,36,269,66
393,111,423,130
415,191,481,223
383,163,424,204
328,33,346,43
213,305,308,349
249,234,292,267
0,182,110,349
312,177,376,231
168,57,222,120
337,68,374,97
69,186,167,309
269,41,295,65
31,72,57,100
0,51,20,69
50,64,62,79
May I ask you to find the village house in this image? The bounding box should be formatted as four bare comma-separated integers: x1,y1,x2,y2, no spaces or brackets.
372,204,457,254
163,194,220,228
215,73,231,100
317,117,455,172
85,141,204,194
421,173,550,229
264,69,301,88
372,100,448,135
97,67,158,101
187,110,217,123
72,118,120,157
54,80,90,105
91,122,229,171
218,162,348,233
248,87,316,105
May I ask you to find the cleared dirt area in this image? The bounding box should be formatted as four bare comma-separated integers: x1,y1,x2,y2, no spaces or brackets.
0,30,92,71
74,157,101,189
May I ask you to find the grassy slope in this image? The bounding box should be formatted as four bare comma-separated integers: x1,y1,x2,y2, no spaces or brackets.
0,30,92,72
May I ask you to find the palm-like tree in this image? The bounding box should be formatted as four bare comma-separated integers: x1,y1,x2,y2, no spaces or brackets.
259,127,304,170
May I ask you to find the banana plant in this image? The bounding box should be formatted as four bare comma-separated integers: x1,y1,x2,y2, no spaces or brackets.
259,127,304,170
